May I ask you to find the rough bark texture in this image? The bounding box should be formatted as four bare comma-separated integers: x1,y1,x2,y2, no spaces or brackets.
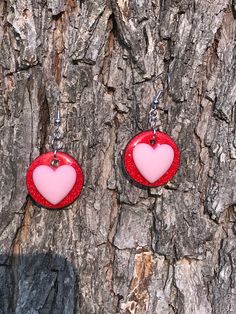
0,0,236,313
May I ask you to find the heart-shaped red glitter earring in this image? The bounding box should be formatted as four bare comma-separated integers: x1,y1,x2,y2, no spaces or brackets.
26,101,83,209
123,91,180,187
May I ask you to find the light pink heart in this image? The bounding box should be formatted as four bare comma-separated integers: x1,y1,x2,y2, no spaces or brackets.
33,165,77,205
133,143,174,183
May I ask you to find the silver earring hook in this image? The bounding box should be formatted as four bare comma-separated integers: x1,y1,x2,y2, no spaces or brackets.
153,63,172,90
51,95,64,162
149,92,163,134
54,101,61,126
153,90,163,106
148,67,172,134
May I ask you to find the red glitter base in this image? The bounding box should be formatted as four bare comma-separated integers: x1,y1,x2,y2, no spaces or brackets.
123,130,180,187
26,152,83,209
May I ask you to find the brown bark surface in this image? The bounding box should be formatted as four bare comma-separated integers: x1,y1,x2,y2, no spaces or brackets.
0,0,236,313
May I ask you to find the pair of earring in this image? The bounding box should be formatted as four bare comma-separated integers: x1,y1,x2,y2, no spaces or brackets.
26,91,180,209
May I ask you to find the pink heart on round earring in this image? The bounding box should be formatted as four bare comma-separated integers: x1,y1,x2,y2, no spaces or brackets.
123,131,180,187
33,165,77,205
26,152,83,208
133,143,174,183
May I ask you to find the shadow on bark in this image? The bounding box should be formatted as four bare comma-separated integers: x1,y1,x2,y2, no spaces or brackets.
0,253,77,314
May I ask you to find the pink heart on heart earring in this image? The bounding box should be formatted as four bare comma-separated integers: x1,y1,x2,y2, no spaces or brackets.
123,91,180,187
26,100,83,209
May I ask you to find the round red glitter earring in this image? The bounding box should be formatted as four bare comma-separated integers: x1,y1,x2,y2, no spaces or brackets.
123,91,180,187
26,101,83,209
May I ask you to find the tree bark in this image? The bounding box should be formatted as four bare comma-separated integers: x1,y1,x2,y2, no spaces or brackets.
0,0,236,313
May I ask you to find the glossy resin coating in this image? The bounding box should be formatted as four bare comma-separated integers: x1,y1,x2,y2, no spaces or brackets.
123,130,180,187
26,152,83,208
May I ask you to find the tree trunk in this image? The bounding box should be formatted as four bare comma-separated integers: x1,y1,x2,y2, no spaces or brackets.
0,0,236,313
